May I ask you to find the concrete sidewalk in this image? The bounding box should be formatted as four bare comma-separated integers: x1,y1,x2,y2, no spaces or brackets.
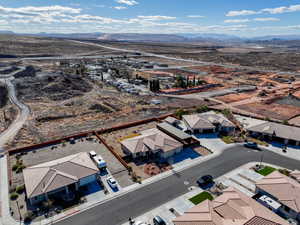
263,142,300,161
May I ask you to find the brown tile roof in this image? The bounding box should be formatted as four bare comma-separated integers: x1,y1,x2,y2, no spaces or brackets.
121,128,183,155
244,216,281,225
23,152,99,198
183,114,216,130
183,112,235,130
256,171,300,213
247,122,300,142
173,187,288,225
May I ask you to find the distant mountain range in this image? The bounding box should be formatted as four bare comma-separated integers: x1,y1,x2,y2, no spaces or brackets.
1,30,300,42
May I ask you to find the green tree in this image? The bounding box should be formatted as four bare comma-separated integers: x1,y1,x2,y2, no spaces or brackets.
196,105,209,113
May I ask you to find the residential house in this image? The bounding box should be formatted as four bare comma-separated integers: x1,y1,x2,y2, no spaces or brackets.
247,122,300,146
183,111,236,134
121,128,183,159
255,171,300,221
173,187,288,225
23,152,99,205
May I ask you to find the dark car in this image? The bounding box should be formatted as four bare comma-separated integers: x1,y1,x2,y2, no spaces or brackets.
197,175,214,186
153,216,166,225
244,142,260,150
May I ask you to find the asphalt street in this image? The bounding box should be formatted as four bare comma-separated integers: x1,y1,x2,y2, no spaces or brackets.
55,145,300,225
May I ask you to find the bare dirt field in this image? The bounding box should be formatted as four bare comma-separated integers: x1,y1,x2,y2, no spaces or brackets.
237,102,300,121
215,91,257,103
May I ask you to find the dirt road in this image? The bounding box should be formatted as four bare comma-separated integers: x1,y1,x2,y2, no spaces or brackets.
0,68,30,151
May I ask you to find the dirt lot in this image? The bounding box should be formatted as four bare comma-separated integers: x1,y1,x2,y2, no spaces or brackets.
8,92,209,149
215,91,257,103
237,102,300,121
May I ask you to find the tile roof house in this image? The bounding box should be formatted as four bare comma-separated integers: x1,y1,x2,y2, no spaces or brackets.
121,128,183,159
255,171,300,221
183,111,236,134
173,187,288,225
23,152,99,205
247,122,300,145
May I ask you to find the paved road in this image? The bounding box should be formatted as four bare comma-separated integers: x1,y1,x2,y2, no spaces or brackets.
55,145,300,225
0,68,30,149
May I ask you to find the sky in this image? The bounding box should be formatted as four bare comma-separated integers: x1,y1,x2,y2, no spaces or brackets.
1,0,300,37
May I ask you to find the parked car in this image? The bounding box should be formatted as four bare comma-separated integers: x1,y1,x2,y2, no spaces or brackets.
89,151,97,158
107,176,117,189
197,175,214,186
153,216,166,225
244,142,260,150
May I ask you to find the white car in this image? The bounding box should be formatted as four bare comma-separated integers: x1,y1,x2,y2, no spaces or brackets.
107,176,117,189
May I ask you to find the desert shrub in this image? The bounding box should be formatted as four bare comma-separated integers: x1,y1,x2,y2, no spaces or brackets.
16,185,25,194
10,192,18,200
196,105,209,113
279,169,291,176
16,165,26,173
12,164,18,171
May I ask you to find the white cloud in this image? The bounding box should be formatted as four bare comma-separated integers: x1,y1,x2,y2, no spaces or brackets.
262,5,300,14
226,4,300,17
226,10,258,17
187,15,205,18
253,17,280,22
225,18,280,23
224,19,250,23
114,6,127,10
116,0,138,6
136,15,176,21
